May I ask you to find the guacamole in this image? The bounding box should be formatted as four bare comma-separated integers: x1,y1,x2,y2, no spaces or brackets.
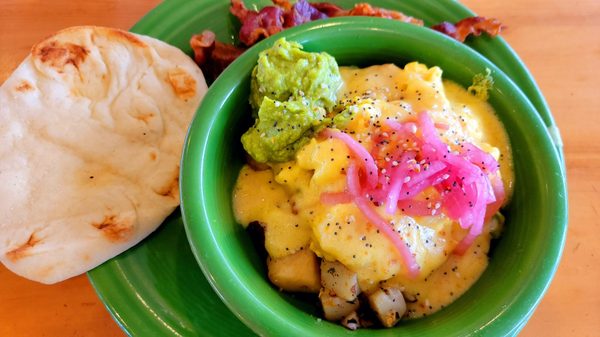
242,38,342,163
242,97,326,163
467,68,494,100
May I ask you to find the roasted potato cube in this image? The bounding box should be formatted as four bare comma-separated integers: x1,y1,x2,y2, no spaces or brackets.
320,260,360,301
267,249,320,293
319,291,360,321
367,286,407,327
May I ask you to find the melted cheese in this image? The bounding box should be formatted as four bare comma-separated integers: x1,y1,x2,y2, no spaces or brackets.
233,62,513,318
232,166,311,258
386,230,491,318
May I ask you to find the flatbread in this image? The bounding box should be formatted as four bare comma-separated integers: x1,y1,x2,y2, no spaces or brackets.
0,26,207,284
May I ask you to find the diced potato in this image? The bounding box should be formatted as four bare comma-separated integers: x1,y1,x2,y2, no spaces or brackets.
367,286,407,327
341,311,360,331
319,291,360,321
267,249,320,293
320,260,360,301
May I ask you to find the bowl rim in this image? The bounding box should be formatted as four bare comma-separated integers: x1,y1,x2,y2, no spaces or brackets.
180,16,568,337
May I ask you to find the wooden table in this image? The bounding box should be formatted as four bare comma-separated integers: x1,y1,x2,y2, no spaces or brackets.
0,0,598,336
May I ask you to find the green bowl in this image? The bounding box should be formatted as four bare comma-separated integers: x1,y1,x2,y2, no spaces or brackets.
180,17,567,337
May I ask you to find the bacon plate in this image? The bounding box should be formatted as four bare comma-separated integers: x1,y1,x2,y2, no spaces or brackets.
232,0,423,46
190,1,504,80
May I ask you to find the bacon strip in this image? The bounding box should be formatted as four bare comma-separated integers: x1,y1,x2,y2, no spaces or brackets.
329,3,423,25
272,0,293,11
190,30,215,66
231,0,285,46
190,30,246,81
284,0,328,28
431,16,505,42
308,2,344,17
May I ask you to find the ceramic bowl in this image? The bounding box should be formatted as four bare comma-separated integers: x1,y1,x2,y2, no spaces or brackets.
180,17,567,337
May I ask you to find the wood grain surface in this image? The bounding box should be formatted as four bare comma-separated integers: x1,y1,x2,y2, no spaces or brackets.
0,0,598,336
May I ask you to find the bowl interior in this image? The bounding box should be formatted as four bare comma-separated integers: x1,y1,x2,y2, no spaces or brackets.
180,17,567,337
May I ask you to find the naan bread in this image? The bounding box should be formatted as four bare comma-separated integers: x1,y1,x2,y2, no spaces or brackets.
0,26,208,284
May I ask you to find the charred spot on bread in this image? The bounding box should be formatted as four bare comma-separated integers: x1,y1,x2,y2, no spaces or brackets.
167,68,197,100
134,112,155,124
107,29,147,48
157,176,179,199
33,40,89,72
92,215,134,242
5,233,41,262
15,81,34,92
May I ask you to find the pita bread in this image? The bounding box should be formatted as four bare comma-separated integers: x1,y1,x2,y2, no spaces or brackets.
0,26,207,284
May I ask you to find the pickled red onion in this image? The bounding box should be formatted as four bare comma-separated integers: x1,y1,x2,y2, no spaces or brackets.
347,163,420,277
418,112,448,154
322,128,378,188
461,142,499,174
385,178,404,214
385,152,416,214
346,161,362,196
320,111,505,260
485,174,505,221
405,161,446,188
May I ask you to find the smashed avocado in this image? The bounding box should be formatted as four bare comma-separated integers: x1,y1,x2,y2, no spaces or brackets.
242,38,342,163
242,97,326,163
330,97,374,128
467,68,494,100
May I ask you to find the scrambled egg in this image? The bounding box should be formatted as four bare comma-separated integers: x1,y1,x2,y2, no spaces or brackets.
233,62,513,318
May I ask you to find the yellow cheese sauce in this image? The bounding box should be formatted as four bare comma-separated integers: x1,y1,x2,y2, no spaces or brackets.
233,62,513,319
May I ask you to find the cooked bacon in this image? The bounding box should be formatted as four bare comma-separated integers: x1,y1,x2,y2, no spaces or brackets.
230,0,250,19
312,2,424,25
332,3,423,25
232,0,423,46
309,2,344,17
231,0,285,46
190,30,246,81
190,1,504,80
210,41,247,77
431,16,504,42
272,0,293,11
284,0,328,27
190,30,216,66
